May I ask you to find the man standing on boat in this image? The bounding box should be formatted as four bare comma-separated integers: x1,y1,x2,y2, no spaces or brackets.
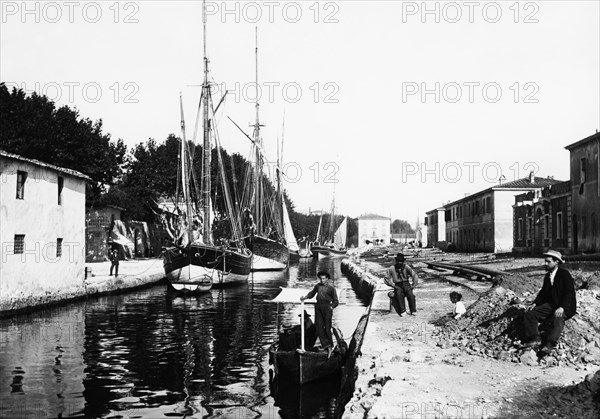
385,253,419,317
300,271,339,357
242,207,256,236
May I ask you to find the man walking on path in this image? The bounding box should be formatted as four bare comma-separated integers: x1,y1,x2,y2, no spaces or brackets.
109,247,119,277
385,253,419,317
521,250,576,353
300,271,339,357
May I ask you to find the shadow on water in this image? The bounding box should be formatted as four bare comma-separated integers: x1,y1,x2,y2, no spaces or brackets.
270,374,340,419
0,257,369,418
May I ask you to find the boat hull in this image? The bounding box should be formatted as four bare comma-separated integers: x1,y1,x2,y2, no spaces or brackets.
243,235,290,271
269,347,342,384
163,244,252,291
310,245,347,258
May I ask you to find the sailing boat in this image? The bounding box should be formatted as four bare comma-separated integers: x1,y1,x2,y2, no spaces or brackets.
232,30,290,271
161,3,252,292
311,194,347,258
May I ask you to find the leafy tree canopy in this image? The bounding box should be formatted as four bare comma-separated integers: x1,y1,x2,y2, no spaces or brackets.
0,83,126,203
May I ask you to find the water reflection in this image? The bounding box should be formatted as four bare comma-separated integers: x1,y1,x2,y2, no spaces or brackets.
0,257,367,418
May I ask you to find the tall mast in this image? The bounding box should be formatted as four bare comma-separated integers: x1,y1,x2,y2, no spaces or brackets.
179,93,193,243
328,183,336,242
201,0,211,243
252,26,264,234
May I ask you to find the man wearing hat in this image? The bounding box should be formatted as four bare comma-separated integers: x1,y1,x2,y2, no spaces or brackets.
385,253,419,317
301,271,339,356
521,250,577,353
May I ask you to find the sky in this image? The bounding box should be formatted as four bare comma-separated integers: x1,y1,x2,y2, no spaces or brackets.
1,1,599,227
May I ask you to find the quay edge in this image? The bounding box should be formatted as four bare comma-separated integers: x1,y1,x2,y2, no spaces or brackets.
0,258,165,317
334,258,391,418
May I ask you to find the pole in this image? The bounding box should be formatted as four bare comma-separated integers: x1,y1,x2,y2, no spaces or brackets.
300,300,305,351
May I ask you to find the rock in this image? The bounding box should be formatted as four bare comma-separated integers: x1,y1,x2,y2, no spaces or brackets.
520,350,538,366
584,371,600,393
495,351,511,361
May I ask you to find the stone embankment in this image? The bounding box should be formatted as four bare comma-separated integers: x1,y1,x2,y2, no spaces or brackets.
0,259,165,317
340,256,600,419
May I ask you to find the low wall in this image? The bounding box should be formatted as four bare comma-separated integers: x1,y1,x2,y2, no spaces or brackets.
341,258,391,312
0,259,165,317
335,258,394,418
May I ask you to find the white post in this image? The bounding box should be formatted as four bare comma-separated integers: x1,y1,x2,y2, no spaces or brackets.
300,300,305,351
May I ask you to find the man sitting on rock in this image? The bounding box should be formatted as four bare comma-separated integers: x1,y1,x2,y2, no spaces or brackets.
521,250,576,354
384,253,419,317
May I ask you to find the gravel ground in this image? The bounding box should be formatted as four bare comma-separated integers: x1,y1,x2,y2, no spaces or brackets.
342,252,600,419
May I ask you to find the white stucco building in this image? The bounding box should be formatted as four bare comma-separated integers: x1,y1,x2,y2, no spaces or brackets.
0,150,90,311
358,214,391,245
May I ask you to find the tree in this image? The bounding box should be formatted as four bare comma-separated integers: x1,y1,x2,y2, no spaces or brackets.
0,83,126,203
392,219,415,234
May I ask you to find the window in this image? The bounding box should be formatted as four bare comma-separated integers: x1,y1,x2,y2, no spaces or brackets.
527,218,533,238
556,212,563,239
16,171,27,199
582,216,587,239
486,197,491,213
58,176,64,205
580,157,587,183
544,215,550,239
56,238,63,258
14,235,25,254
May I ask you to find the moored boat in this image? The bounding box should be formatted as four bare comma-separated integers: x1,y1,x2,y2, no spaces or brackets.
160,3,251,292
233,31,292,271
266,288,347,384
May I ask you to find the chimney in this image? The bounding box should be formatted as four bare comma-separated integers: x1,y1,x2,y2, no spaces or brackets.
498,175,506,185
528,171,534,183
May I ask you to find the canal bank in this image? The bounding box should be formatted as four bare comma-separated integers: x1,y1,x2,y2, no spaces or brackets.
340,258,600,419
0,258,165,317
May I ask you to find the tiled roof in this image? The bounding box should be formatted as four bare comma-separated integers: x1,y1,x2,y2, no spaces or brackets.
0,149,91,180
430,176,564,211
358,213,390,220
492,176,561,189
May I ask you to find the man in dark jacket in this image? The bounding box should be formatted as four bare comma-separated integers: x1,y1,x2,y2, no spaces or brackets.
385,253,419,317
301,271,339,356
522,250,577,353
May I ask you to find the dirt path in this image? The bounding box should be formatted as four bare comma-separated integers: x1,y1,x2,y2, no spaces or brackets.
343,267,599,418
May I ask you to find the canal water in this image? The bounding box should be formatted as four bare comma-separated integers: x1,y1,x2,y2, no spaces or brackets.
0,257,369,419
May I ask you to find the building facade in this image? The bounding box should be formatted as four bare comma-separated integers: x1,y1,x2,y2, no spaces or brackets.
85,205,124,262
0,151,89,311
512,181,571,255
425,207,446,247
427,175,561,253
357,214,391,245
565,132,600,253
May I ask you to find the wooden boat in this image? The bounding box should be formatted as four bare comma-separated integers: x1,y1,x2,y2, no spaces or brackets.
313,246,347,258
266,288,347,384
163,243,252,292
311,190,348,258
231,30,291,271
161,5,251,292
313,218,348,259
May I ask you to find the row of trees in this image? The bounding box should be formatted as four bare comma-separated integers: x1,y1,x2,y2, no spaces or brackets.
0,83,126,202
0,84,414,245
